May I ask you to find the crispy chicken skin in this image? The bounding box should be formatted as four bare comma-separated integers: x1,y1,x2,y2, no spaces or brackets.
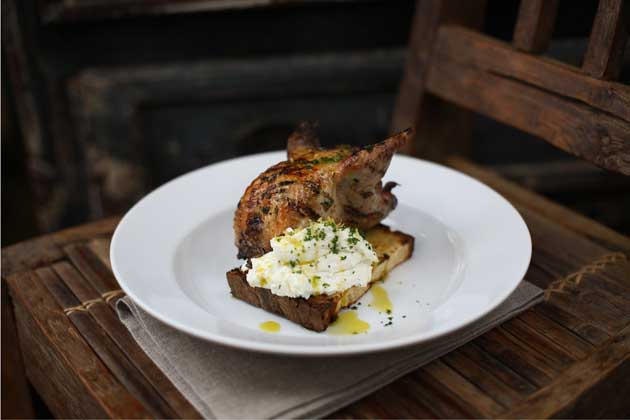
234,122,413,259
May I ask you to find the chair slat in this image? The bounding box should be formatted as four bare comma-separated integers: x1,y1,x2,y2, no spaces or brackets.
513,0,559,53
392,0,486,135
583,0,629,80
426,49,630,175
436,25,630,122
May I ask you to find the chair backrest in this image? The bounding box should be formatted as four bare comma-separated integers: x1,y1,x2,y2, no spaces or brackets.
392,0,630,175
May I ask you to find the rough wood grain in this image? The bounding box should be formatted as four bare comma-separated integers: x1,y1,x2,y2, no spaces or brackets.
513,0,559,53
1,279,36,419
6,271,148,418
447,157,630,253
436,25,630,122
517,309,593,360
504,325,630,418
391,0,485,160
501,318,576,368
64,244,121,303
442,347,524,407
4,158,630,419
533,302,611,347
52,261,202,419
583,0,629,80
427,51,630,175
423,359,504,417
36,267,178,418
404,372,477,418
457,342,538,396
475,329,555,387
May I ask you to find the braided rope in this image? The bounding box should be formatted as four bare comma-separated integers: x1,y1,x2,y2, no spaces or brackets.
62,289,125,315
544,252,628,300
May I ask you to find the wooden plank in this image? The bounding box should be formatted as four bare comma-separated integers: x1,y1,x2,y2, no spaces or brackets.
88,238,113,270
6,271,148,418
1,279,36,419
504,325,630,418
583,0,629,80
553,359,630,418
513,0,559,53
0,218,119,278
427,48,630,176
36,267,178,418
457,342,538,396
534,302,611,347
517,309,593,360
52,262,202,419
501,318,576,368
404,372,478,418
475,329,555,387
546,287,630,336
423,359,505,417
447,157,630,253
65,244,121,302
435,25,630,122
442,348,524,407
40,0,335,22
334,380,438,419
391,0,485,160
51,217,120,248
1,236,63,277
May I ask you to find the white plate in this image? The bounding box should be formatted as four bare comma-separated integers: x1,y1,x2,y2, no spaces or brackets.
111,152,531,356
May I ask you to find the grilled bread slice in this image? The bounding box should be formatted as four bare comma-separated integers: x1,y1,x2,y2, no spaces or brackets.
226,224,414,332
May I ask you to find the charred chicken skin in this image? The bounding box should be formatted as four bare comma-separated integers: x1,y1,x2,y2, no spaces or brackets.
234,122,413,259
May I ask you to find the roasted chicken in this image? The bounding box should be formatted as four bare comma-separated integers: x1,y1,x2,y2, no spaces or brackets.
234,122,413,259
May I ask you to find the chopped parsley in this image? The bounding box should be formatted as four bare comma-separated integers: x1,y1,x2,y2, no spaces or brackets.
329,235,339,254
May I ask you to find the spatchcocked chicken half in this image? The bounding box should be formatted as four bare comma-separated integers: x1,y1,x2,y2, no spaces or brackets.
234,122,413,259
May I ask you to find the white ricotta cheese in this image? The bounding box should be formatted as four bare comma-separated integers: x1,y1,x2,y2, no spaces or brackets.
241,220,378,298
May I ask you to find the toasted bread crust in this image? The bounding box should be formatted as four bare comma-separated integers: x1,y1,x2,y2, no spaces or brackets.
226,224,414,332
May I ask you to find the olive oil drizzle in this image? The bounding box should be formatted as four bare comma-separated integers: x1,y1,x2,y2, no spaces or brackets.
259,321,281,333
327,311,370,335
370,284,393,313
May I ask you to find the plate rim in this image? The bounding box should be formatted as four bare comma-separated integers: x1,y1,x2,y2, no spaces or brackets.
111,151,532,356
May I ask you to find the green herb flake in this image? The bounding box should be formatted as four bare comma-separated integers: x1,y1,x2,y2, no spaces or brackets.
329,235,339,254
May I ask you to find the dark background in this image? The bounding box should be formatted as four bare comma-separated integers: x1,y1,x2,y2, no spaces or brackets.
3,0,629,248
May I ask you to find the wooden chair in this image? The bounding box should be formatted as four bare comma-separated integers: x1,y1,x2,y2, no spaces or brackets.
2,1,630,418
392,0,629,177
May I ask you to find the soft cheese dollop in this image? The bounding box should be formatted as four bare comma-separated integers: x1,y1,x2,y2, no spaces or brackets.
242,220,378,298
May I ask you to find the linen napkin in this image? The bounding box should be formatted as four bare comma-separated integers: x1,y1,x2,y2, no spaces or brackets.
117,281,542,419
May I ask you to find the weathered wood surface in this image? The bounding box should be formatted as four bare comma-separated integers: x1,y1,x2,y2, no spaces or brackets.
2,159,630,418
513,0,559,53
426,27,630,176
391,1,630,176
391,0,486,159
434,25,630,123
582,0,629,80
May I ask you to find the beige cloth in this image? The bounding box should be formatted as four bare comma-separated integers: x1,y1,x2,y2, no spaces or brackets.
117,281,542,419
